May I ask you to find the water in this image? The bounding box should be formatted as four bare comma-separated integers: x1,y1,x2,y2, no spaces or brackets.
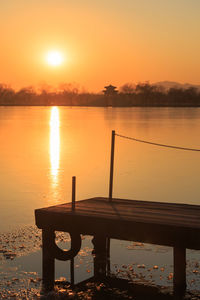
1,106,200,296
1,106,200,231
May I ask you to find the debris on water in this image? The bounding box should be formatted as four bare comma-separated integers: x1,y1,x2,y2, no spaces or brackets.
1,227,200,298
122,264,128,269
3,251,17,260
127,242,144,250
153,265,158,270
167,273,173,280
86,269,91,273
147,268,152,272
137,264,145,269
160,267,165,272
0,226,72,260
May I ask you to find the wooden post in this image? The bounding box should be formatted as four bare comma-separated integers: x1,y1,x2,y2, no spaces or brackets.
109,130,115,200
42,229,55,291
92,235,107,279
106,237,111,276
173,246,186,299
72,176,76,211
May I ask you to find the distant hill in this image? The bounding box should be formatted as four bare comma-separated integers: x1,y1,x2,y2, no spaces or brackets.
153,81,200,91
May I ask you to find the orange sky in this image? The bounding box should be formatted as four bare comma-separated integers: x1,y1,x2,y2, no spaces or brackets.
1,0,200,92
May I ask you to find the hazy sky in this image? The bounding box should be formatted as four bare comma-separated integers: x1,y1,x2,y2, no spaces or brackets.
1,0,200,92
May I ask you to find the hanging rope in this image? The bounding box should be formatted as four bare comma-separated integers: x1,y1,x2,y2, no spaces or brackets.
115,133,200,152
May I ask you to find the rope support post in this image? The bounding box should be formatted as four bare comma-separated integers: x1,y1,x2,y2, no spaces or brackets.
72,176,76,211
109,130,115,200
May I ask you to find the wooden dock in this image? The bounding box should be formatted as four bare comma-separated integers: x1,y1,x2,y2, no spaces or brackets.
35,197,200,299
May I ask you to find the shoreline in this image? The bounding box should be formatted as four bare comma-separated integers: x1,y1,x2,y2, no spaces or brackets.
1,105,200,108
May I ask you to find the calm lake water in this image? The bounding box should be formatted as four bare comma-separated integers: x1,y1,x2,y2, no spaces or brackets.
1,106,200,232
1,106,200,296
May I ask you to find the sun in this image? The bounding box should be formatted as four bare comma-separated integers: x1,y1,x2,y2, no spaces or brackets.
46,51,63,66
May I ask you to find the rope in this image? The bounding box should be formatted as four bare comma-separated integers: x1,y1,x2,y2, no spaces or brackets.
115,133,200,152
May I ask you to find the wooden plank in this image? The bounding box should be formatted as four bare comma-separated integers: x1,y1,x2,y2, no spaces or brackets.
35,197,200,249
35,197,200,298
35,197,200,229
37,208,200,229
38,197,200,215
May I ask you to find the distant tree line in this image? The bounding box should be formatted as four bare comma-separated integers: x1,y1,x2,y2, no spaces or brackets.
1,82,200,107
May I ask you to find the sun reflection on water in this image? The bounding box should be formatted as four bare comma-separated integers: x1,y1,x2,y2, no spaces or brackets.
50,107,60,190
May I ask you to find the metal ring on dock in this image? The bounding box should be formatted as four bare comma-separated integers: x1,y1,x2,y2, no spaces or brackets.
49,231,82,261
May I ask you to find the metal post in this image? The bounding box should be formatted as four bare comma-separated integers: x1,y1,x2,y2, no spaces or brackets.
109,130,115,200
70,258,75,287
72,176,76,211
107,130,115,276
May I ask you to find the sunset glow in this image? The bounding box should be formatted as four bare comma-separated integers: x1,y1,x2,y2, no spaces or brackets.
46,51,63,67
1,0,200,91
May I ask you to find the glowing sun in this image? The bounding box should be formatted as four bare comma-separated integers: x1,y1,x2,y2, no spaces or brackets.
46,51,63,66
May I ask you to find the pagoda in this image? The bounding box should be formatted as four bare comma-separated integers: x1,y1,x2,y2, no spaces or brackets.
103,84,118,96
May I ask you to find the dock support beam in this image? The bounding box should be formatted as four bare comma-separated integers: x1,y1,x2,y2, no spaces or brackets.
42,229,55,291
92,235,108,279
173,246,186,299
41,229,81,291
